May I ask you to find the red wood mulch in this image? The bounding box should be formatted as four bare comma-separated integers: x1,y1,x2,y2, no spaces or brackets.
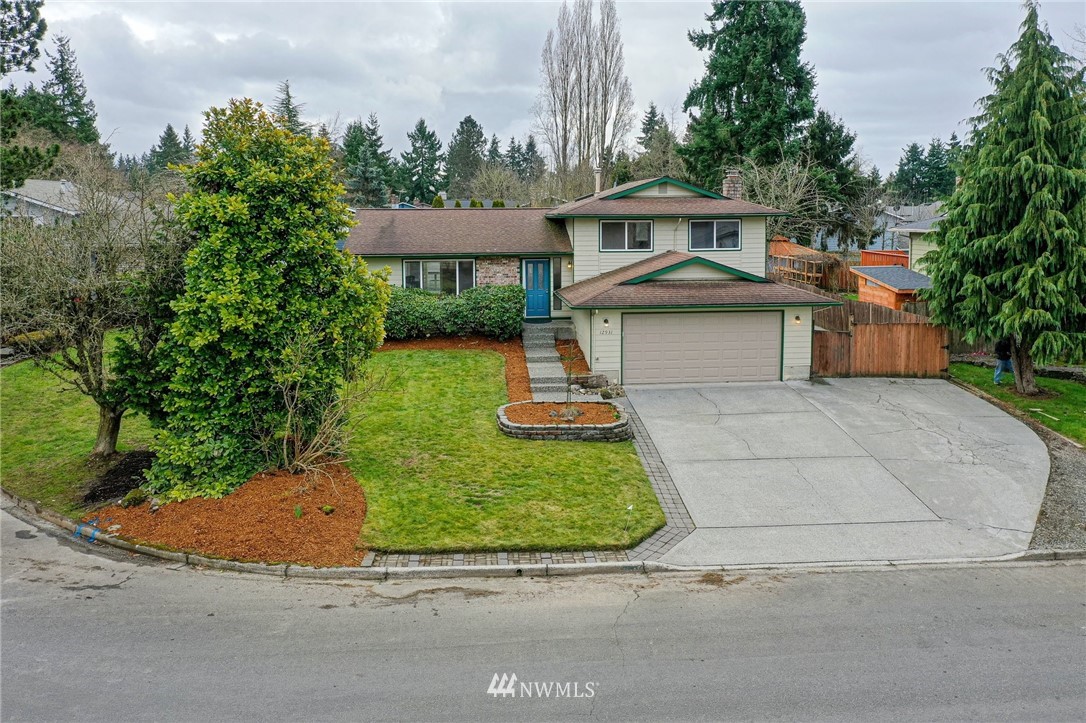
379,335,531,402
85,465,366,568
505,402,620,426
555,338,592,375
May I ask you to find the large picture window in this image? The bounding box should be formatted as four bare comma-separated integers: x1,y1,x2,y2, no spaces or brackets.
600,220,653,251
403,259,475,295
689,219,741,250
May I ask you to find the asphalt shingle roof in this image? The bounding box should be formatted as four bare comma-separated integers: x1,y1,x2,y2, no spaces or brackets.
345,208,572,256
889,214,946,234
557,251,837,309
851,265,933,291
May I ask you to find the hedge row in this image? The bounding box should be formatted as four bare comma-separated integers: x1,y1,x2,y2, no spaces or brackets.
383,284,526,341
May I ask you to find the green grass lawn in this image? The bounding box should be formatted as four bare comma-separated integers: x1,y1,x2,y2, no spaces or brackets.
840,292,859,301
950,362,1086,445
0,360,153,515
349,349,664,552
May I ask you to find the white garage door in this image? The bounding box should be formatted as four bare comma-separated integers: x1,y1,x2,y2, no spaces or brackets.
623,311,781,384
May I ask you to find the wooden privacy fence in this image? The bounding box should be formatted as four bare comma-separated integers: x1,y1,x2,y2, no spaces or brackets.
779,279,950,378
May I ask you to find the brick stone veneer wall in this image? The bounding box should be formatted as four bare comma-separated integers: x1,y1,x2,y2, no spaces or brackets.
496,402,632,442
476,256,521,286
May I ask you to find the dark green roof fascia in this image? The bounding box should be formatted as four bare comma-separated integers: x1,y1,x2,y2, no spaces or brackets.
554,295,842,311
604,177,723,200
624,257,769,284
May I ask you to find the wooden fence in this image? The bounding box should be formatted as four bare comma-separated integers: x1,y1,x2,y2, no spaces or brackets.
778,279,950,378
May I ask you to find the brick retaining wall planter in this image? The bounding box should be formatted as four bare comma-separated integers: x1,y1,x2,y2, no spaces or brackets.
496,402,632,442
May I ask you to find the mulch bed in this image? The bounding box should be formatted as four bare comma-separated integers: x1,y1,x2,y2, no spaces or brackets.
379,336,531,402
83,450,155,505
555,338,591,375
84,464,367,567
505,402,620,426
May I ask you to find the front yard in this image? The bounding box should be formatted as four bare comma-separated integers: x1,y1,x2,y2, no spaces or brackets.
350,349,663,552
1,345,664,558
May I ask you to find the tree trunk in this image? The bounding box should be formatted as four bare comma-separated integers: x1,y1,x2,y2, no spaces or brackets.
1012,342,1039,395
92,405,123,458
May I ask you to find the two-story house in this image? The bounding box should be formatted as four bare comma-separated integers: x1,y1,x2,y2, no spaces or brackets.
347,175,835,385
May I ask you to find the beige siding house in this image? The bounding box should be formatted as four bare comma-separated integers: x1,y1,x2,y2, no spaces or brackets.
348,176,837,384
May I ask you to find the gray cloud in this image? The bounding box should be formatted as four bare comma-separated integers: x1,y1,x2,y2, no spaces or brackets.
7,0,1082,173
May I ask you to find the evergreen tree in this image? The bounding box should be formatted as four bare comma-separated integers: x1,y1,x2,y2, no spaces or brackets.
1,0,47,75
803,110,858,203
445,115,486,198
344,141,388,207
680,0,816,190
486,134,503,164
146,98,390,497
0,88,58,188
454,199,462,208
921,137,955,199
271,79,310,136
506,136,524,178
637,102,665,150
181,124,196,157
431,194,445,208
612,150,635,185
947,131,963,175
890,142,927,204
922,2,1086,395
468,198,482,208
522,134,545,183
146,123,187,173
397,118,444,203
41,35,98,143
633,123,683,179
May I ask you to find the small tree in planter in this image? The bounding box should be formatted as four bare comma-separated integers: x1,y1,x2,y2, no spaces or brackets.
556,338,582,422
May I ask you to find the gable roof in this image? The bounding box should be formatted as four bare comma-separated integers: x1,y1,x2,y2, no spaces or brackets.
548,176,785,218
557,251,838,309
889,214,945,234
345,208,572,257
851,265,932,291
3,179,82,215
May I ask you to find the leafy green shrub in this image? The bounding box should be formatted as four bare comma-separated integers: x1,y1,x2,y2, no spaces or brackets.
431,194,445,208
469,198,483,208
454,199,462,208
492,199,505,208
384,284,525,341
144,99,391,501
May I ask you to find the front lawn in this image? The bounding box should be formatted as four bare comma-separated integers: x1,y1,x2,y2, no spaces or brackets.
0,360,153,515
350,349,664,552
949,363,1085,445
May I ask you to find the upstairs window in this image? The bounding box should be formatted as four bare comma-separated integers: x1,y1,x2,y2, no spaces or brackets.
690,219,741,250
600,220,653,251
403,260,475,295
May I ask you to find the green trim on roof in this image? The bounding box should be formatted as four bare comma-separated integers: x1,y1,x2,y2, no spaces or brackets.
604,176,724,200
553,293,842,311
623,257,769,285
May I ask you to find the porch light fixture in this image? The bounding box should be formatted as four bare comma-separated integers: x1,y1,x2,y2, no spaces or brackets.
794,315,802,324
566,260,573,269
603,318,610,327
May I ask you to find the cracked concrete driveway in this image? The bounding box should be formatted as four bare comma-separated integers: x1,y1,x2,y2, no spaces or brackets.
624,378,1050,566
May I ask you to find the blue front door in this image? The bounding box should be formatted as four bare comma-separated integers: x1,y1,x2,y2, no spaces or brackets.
524,259,550,318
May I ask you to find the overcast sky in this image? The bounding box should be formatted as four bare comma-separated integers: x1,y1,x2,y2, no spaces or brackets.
9,1,1084,174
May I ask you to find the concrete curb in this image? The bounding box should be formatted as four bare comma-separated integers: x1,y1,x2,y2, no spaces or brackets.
4,487,1083,581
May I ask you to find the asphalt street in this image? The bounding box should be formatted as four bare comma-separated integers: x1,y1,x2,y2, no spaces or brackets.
2,507,1084,722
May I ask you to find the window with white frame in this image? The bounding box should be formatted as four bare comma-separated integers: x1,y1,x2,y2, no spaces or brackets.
689,219,741,250
600,220,653,251
403,260,475,295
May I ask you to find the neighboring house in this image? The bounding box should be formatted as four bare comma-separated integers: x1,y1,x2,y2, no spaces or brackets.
850,265,932,311
348,175,836,385
888,214,946,271
1,179,82,225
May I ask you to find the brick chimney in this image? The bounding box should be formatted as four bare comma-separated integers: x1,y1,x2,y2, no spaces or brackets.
722,168,742,200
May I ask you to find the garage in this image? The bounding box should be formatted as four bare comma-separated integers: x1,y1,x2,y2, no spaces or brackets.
623,311,782,384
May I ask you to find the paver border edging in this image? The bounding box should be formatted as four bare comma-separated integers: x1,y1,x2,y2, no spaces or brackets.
496,401,631,441
4,489,1083,580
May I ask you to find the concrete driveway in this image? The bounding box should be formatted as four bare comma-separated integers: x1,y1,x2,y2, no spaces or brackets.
624,378,1050,566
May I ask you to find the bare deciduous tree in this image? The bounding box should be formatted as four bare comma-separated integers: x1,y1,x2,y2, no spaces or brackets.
534,0,634,181
470,162,524,203
0,148,177,457
740,156,827,244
